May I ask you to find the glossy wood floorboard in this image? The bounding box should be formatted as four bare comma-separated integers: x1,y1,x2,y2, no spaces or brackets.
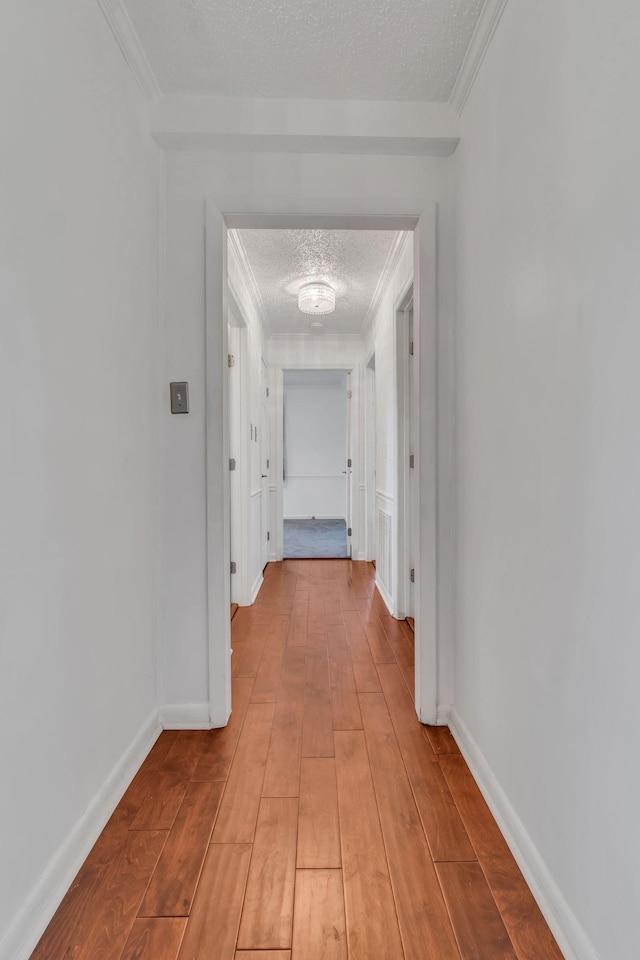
31,560,563,960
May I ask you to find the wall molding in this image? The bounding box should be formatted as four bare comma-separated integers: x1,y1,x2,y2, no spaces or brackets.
375,576,394,615
361,231,411,340
449,710,598,960
436,702,452,725
449,0,509,115
1,709,161,960
251,573,264,604
227,229,271,336
160,702,213,729
95,0,161,103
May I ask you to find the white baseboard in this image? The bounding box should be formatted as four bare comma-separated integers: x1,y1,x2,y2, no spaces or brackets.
0,709,161,960
160,702,212,730
449,710,598,960
375,577,394,615
251,573,264,604
436,702,452,725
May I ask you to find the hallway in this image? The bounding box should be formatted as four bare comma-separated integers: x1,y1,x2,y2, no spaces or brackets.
31,561,561,960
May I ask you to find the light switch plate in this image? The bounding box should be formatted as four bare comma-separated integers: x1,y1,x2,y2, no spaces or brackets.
170,381,189,414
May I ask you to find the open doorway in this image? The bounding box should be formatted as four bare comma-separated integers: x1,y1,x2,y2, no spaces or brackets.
282,369,350,558
206,207,442,728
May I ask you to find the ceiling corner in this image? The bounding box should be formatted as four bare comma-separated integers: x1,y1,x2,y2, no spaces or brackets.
95,0,161,103
449,0,509,115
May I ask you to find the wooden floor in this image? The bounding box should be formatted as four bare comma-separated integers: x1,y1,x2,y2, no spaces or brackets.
31,560,563,960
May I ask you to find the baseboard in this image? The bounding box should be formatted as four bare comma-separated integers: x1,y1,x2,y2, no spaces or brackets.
0,708,161,960
250,573,264,604
436,702,452,725
160,702,212,730
375,577,394,615
449,710,598,960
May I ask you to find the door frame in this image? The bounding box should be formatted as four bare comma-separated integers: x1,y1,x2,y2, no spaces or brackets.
395,285,414,619
205,203,442,727
274,364,356,561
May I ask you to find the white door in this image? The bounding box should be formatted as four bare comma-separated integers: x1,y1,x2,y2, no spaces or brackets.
260,361,270,569
228,324,241,604
407,306,415,619
345,371,353,558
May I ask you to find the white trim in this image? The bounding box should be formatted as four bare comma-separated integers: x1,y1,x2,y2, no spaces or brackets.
227,229,271,336
160,702,213,730
375,577,394,615
436,702,452,725
152,132,459,156
449,0,509,115
204,201,445,735
361,232,411,340
449,710,597,960
95,0,161,103
412,205,439,724
251,573,265,603
0,710,161,960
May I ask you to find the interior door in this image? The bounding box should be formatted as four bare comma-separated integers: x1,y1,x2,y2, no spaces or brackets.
345,372,353,558
407,306,415,619
260,361,270,569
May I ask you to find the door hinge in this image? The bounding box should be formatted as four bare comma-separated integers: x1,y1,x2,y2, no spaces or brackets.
410,568,415,583
409,341,414,356
266,387,269,397
409,454,414,468
267,531,270,541
347,527,352,537
230,561,237,574
229,458,236,471
347,458,352,468
266,459,270,469
347,389,352,399
228,354,235,368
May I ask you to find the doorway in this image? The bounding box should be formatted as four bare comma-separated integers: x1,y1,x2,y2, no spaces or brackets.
282,369,350,559
206,208,442,728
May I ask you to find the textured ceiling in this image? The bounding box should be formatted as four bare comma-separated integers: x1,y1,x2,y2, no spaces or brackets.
234,229,403,337
125,0,484,100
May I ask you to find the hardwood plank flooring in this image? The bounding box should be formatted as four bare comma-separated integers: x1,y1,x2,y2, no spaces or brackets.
334,730,404,960
32,560,563,960
120,918,186,960
292,870,347,960
437,861,518,960
297,758,341,868
140,780,224,917
237,798,298,950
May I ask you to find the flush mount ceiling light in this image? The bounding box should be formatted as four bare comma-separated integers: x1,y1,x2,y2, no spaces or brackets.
298,281,336,315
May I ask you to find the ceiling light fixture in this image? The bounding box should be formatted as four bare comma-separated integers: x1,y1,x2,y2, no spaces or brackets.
298,281,336,315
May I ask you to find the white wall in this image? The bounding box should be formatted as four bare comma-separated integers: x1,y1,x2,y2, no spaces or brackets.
159,150,454,709
454,2,640,958
283,379,347,519
0,2,159,957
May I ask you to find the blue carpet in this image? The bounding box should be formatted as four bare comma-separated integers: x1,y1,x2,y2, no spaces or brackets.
283,519,348,558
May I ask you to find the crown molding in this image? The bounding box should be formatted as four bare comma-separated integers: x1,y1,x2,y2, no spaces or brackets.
96,0,160,103
449,0,509,115
361,231,411,339
226,229,272,336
